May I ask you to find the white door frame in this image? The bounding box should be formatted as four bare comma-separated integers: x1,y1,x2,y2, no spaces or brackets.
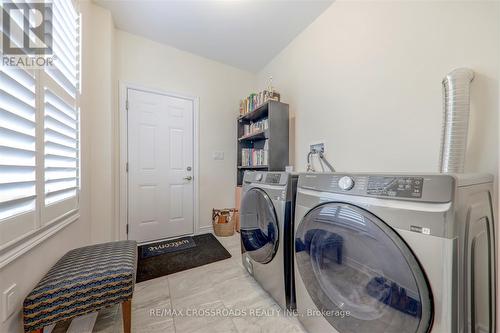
119,82,200,241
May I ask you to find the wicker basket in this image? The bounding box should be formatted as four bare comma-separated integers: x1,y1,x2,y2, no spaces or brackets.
212,208,237,237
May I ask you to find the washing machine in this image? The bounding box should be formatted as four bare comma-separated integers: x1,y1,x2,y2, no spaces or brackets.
240,171,298,310
294,173,496,333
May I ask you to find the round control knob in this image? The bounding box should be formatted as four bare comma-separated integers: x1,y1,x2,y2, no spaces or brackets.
338,176,355,191
255,173,263,181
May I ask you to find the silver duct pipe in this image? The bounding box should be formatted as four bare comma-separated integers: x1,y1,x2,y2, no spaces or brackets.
439,68,475,173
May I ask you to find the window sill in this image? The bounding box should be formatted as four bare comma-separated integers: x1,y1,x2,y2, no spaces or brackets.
0,212,80,269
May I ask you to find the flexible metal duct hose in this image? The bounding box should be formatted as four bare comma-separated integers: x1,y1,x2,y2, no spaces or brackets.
439,68,475,173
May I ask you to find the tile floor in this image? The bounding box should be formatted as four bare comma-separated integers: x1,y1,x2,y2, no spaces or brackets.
56,233,306,333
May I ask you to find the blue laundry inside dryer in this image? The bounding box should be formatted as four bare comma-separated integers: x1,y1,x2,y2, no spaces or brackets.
366,276,422,317
296,229,343,265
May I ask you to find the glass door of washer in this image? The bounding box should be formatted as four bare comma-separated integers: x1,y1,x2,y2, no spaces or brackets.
295,203,433,333
240,188,279,264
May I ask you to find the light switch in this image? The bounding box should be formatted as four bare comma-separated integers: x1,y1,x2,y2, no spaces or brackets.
212,151,224,160
2,284,17,322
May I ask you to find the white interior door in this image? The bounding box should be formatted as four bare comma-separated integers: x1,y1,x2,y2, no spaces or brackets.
127,88,194,243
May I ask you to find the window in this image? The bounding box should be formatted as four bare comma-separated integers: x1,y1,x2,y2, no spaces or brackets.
0,0,80,248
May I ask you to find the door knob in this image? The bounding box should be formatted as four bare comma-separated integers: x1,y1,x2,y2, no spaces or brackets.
184,176,193,181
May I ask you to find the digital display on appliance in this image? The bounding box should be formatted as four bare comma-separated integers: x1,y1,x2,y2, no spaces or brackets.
367,176,423,198
265,173,281,184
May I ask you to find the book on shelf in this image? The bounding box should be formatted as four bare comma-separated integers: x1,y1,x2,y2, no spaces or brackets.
239,91,280,116
242,118,269,137
241,148,268,167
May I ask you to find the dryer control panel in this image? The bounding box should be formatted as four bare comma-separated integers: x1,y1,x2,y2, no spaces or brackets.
243,171,292,186
298,173,455,203
367,176,423,198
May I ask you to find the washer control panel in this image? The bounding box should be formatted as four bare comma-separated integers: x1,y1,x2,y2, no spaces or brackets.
367,176,423,198
265,173,282,184
246,171,288,186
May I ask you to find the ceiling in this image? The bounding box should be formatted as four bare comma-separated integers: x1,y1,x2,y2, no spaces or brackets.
94,0,333,72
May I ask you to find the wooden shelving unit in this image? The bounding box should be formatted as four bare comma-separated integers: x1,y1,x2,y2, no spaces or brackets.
237,100,289,186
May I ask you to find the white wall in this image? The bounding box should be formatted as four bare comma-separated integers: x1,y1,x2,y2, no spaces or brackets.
257,1,499,179
115,30,255,233
81,2,117,243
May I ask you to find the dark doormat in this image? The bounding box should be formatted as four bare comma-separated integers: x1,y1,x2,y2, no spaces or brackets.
136,233,232,283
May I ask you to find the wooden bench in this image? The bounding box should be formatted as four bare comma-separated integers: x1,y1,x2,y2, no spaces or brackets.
23,241,137,333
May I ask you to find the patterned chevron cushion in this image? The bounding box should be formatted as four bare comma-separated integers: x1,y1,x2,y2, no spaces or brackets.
23,241,137,332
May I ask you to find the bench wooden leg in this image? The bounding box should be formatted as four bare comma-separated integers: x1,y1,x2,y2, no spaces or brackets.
122,299,131,333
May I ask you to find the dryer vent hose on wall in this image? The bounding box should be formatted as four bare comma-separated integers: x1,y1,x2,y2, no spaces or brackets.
439,68,475,173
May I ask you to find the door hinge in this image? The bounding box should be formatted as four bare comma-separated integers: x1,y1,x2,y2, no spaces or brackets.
126,224,129,234
126,162,129,172
126,99,129,110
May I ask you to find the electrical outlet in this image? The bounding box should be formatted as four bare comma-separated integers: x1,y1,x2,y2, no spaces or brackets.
2,284,17,322
310,143,325,154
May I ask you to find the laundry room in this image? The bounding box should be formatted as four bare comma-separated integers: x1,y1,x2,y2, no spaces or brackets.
0,1,498,333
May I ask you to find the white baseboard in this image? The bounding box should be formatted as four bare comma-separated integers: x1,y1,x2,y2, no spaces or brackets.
198,225,214,234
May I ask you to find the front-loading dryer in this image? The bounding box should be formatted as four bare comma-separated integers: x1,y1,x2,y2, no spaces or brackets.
294,173,495,333
240,171,298,310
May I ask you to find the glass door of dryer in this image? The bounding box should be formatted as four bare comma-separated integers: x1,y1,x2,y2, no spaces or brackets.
240,188,279,264
295,203,433,333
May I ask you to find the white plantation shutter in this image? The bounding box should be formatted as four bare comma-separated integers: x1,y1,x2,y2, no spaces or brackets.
0,0,80,247
42,0,79,224
44,89,78,204
46,0,79,97
0,67,38,245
